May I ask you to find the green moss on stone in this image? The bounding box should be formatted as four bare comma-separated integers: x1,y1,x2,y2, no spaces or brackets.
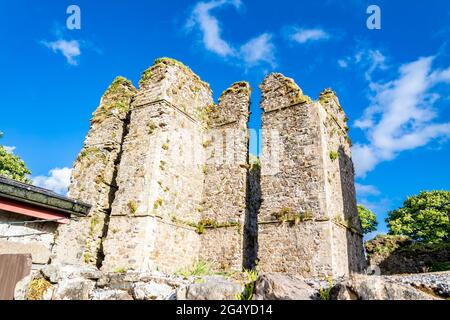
92,76,136,124
329,151,339,161
128,200,138,214
273,208,313,226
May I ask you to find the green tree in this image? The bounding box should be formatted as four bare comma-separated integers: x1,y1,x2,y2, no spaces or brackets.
0,132,31,183
357,205,378,235
386,191,450,244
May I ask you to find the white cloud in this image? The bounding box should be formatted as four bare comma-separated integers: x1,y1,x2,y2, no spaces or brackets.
338,59,349,68
33,167,72,195
43,39,81,65
187,0,241,57
186,0,276,68
240,33,276,68
290,28,330,44
338,49,387,81
355,183,380,197
353,55,450,177
3,146,16,154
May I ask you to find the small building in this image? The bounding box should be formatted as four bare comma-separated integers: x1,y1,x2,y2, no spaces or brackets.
0,176,90,268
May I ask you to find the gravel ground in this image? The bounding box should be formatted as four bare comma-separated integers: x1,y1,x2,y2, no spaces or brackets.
383,272,450,297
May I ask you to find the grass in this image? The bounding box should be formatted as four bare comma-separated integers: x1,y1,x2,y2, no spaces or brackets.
128,200,138,214
272,208,313,226
319,276,334,300
176,260,213,278
153,198,163,210
236,269,259,300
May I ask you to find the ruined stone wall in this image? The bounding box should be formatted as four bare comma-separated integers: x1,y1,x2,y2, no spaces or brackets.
318,89,366,274
0,211,57,268
257,74,365,277
101,59,212,273
52,77,136,267
199,82,250,271
52,58,365,277
243,155,261,270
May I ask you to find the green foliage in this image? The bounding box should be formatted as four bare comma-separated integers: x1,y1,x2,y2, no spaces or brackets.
128,200,138,214
89,217,99,236
113,267,127,273
357,205,378,235
236,269,259,300
329,151,339,161
153,197,163,210
83,252,91,264
319,276,333,300
365,234,412,257
429,262,450,272
397,241,450,255
92,76,135,123
176,260,213,278
386,191,450,244
147,122,158,134
79,147,100,160
0,133,31,183
221,81,251,97
273,207,313,226
202,139,213,148
195,218,239,235
249,154,261,173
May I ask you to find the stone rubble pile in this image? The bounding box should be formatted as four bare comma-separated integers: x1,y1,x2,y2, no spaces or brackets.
14,264,449,300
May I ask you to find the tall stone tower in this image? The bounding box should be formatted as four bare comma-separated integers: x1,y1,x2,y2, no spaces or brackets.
257,73,366,277
52,77,137,266
99,59,250,273
52,59,365,277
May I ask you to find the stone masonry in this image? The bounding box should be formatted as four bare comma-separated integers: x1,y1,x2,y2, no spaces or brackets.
257,74,366,277
199,82,250,271
52,58,366,277
52,77,136,267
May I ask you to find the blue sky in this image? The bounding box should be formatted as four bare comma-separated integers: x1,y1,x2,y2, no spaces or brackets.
1,0,449,237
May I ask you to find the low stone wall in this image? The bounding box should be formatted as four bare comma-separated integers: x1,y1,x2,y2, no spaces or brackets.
0,211,57,268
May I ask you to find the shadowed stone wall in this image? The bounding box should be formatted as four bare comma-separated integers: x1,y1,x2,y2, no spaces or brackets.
199,82,250,271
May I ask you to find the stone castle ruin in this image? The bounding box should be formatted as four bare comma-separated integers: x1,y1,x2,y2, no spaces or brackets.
52,58,366,277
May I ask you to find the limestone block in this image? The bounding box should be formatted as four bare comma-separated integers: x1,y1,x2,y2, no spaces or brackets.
91,289,133,300
132,281,175,300
253,273,316,300
14,275,32,300
0,240,51,265
331,275,439,300
176,276,242,300
53,278,95,300
42,263,102,284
